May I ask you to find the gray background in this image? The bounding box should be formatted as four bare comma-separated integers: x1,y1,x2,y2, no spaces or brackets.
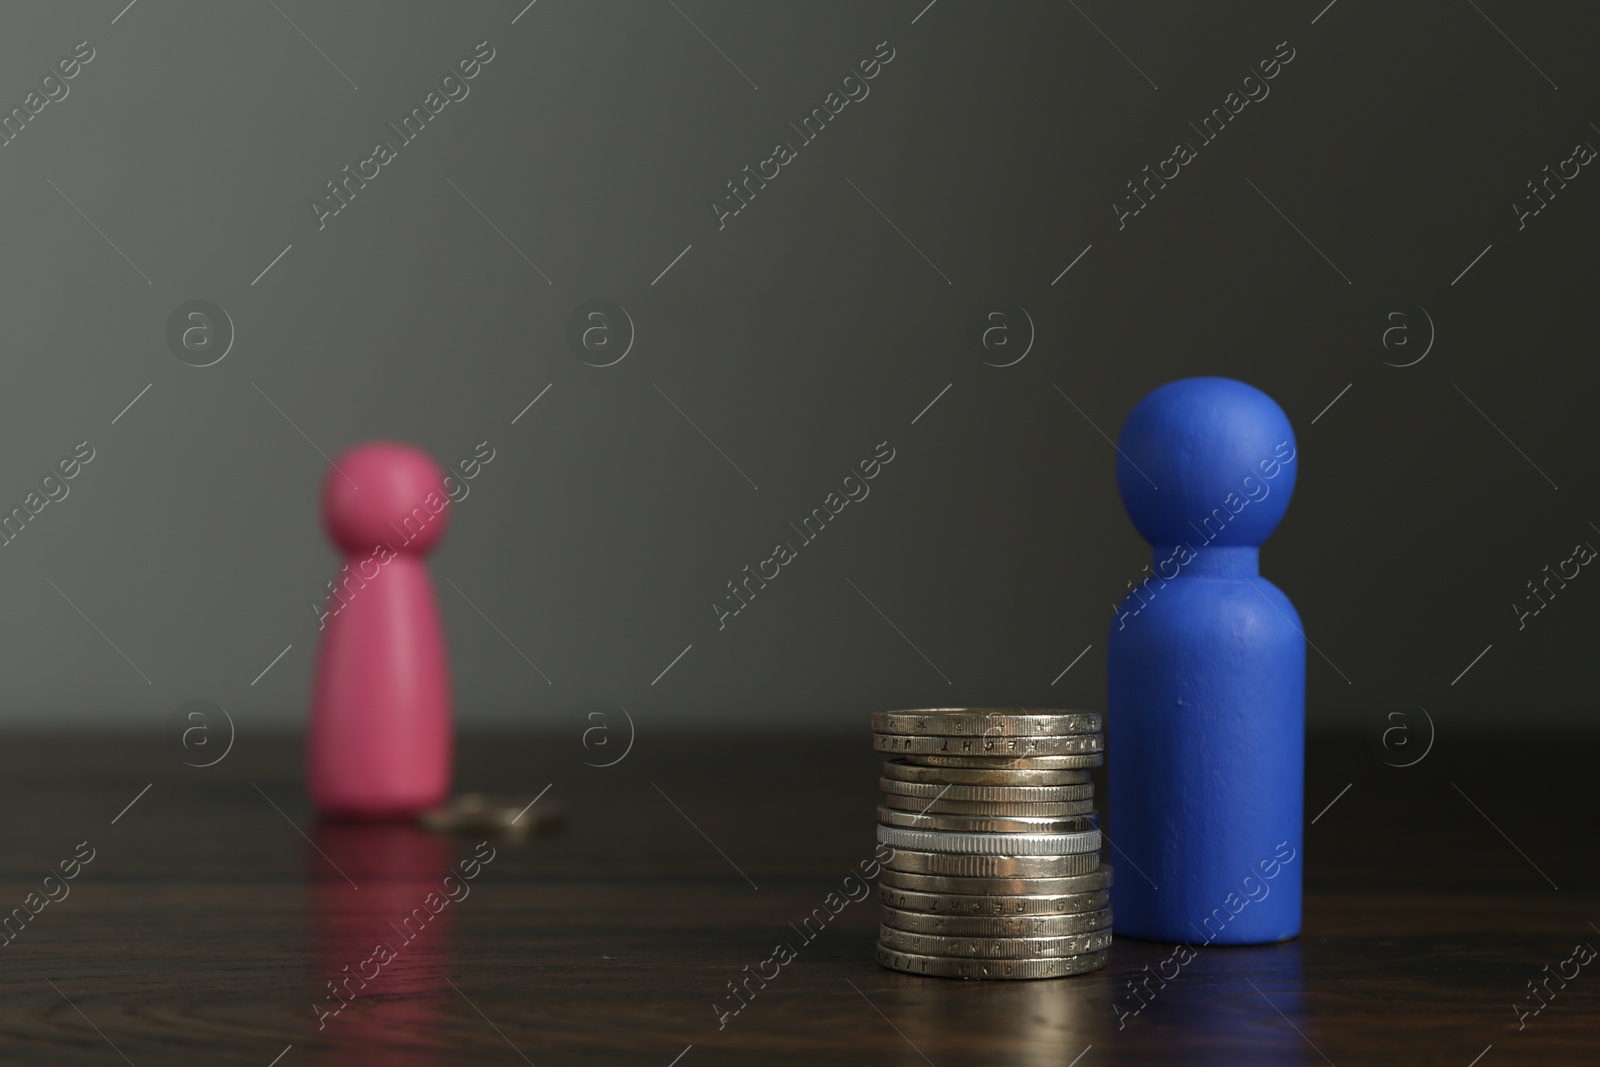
0,0,1592,733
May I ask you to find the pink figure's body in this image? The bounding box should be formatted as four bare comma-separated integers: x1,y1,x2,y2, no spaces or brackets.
309,442,453,819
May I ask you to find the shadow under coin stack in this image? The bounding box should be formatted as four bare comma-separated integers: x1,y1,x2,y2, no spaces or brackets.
872,709,1112,979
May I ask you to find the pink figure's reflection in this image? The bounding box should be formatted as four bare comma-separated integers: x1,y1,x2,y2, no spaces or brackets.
309,821,463,1066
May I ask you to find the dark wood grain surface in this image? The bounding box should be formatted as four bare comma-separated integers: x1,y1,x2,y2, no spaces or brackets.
0,729,1593,1065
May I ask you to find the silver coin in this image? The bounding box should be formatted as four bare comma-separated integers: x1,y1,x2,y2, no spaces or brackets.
879,885,1111,916
883,848,1101,878
872,710,1102,737
906,752,1104,769
880,866,1115,896
878,926,1114,959
877,805,1097,834
882,759,1092,787
881,904,1112,938
876,944,1108,979
876,734,1103,757
876,825,1101,857
882,794,1093,817
879,779,1094,803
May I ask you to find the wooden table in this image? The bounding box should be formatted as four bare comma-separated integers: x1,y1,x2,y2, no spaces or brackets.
1,731,1593,1065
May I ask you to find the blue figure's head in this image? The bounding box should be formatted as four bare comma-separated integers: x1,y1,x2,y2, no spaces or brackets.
1116,377,1297,548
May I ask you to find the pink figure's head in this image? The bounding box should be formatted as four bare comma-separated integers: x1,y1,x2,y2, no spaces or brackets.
321,441,451,555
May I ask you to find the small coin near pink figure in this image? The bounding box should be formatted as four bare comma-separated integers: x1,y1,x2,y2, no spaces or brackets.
309,442,453,819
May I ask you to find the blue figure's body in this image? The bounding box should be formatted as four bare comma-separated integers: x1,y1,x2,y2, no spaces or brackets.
1107,377,1304,945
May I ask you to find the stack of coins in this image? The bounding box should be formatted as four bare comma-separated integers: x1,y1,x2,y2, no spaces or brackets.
871,709,1112,980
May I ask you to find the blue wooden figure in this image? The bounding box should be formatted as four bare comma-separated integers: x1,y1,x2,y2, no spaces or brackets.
1107,377,1304,945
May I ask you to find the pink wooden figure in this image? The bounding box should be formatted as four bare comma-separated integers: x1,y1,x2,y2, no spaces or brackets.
308,441,453,819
